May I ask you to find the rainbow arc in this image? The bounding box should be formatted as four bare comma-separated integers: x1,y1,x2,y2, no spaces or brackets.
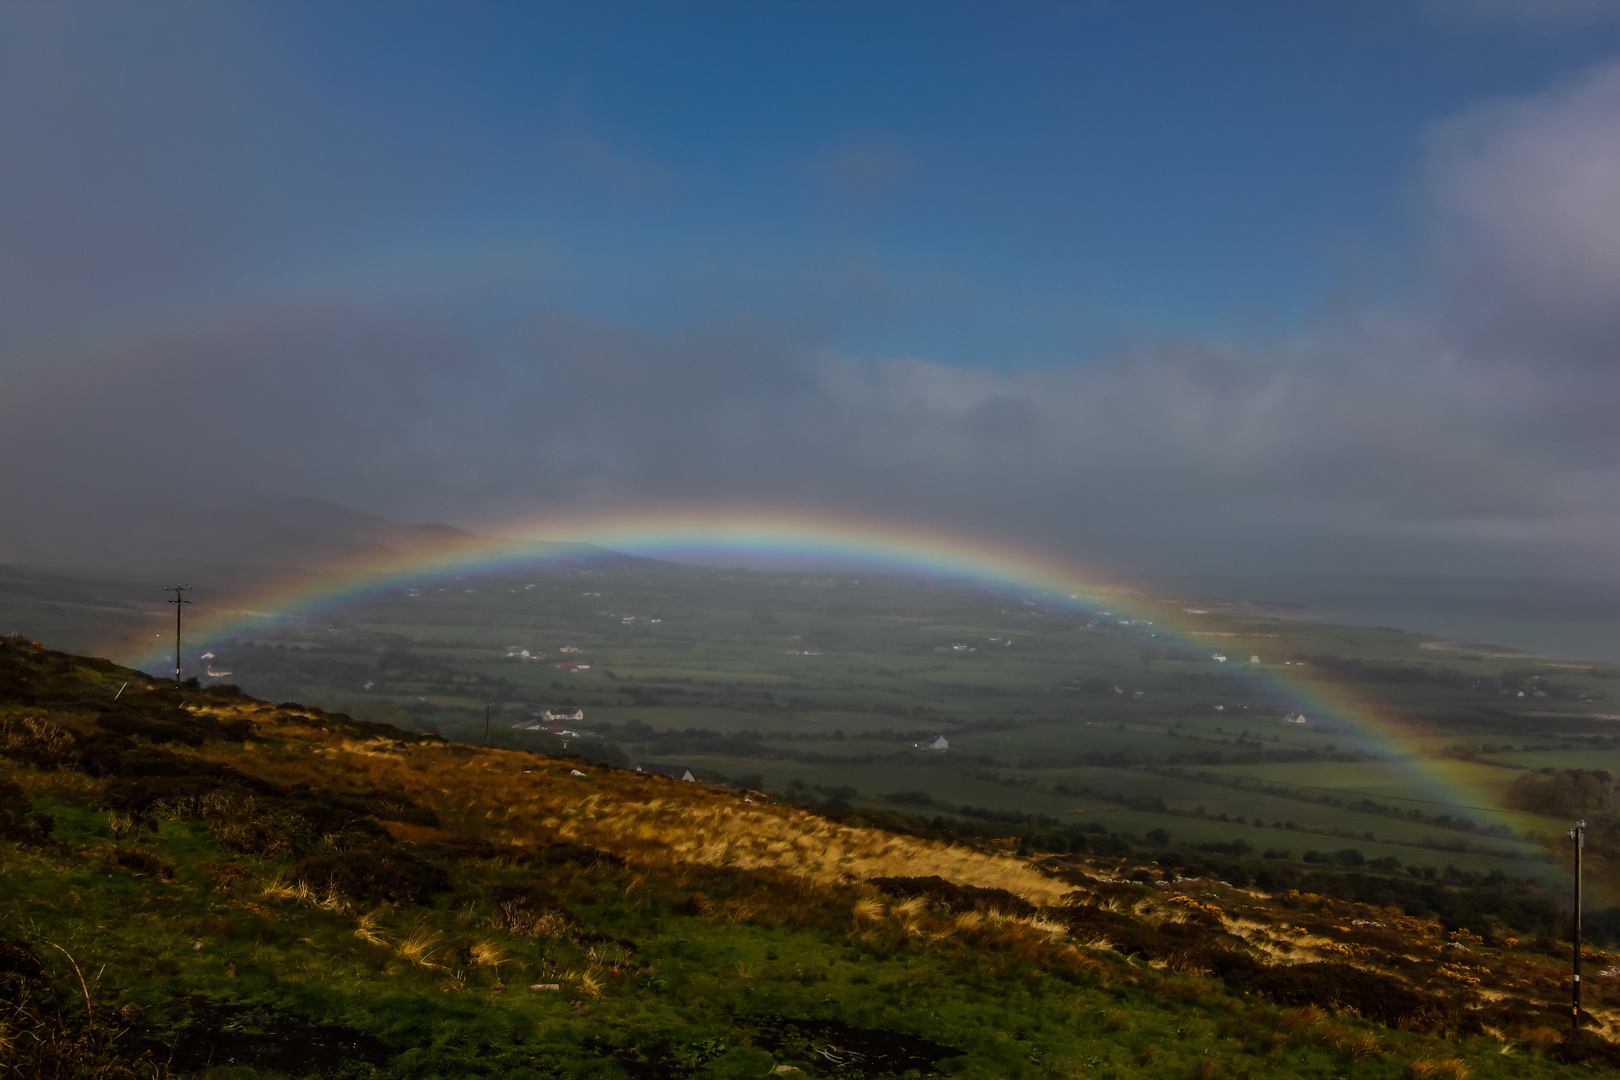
121,505,1534,836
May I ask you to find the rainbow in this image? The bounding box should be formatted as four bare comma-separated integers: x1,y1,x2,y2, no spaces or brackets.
121,505,1539,838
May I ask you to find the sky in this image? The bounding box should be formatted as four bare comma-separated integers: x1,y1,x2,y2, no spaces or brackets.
4,0,1620,587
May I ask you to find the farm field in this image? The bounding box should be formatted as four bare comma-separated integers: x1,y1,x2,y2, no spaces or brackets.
18,555,1620,895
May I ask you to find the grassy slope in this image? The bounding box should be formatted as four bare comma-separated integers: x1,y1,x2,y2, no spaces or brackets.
1,638,1618,1079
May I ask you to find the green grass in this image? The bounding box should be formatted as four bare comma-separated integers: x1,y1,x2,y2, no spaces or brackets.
0,806,1586,1080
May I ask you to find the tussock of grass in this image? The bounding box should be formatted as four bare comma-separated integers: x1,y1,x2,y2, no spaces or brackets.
396,924,444,969
354,909,390,948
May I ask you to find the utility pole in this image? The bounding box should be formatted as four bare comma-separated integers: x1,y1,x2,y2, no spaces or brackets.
484,702,492,746
1570,818,1586,1032
166,584,192,682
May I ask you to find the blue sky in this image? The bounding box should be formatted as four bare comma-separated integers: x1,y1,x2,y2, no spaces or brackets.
58,0,1616,365
289,2,1617,363
5,1,1620,583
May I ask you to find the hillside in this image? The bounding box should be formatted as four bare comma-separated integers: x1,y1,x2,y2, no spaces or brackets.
3,636,1620,1078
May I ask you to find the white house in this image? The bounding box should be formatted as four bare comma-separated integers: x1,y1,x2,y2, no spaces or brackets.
917,734,949,751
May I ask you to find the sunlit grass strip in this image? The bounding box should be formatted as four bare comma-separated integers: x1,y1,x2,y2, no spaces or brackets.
210,724,1073,907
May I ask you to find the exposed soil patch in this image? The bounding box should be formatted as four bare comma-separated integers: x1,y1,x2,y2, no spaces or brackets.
744,1013,959,1075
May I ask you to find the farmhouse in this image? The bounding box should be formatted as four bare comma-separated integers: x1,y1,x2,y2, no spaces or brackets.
916,734,949,752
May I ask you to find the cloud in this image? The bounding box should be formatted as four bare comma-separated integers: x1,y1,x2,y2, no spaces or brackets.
4,297,1617,582
1425,58,1620,362
816,140,911,208
548,127,673,198
1423,0,1620,30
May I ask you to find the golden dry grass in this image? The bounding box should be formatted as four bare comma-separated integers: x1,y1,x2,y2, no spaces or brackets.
204,728,1072,909
1277,1005,1325,1030
1336,1030,1384,1061
1517,1025,1562,1053
259,873,298,901
470,940,507,973
851,898,885,922
354,909,389,948
397,925,444,970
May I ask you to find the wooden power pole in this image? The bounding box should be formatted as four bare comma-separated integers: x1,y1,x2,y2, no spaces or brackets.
1570,818,1586,1032
166,584,192,682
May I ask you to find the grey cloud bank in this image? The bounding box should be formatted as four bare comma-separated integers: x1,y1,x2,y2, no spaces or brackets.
2,301,1614,584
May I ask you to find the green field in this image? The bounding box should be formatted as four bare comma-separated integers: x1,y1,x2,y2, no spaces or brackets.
21,557,1620,889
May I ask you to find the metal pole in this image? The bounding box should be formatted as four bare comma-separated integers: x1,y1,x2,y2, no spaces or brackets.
484,703,491,746
166,584,192,682
1571,818,1586,1032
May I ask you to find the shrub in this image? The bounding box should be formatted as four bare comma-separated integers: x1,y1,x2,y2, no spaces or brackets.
867,875,1036,918
1551,1031,1620,1068
0,717,82,770
0,780,53,843
1222,961,1470,1034
108,847,175,879
295,844,448,904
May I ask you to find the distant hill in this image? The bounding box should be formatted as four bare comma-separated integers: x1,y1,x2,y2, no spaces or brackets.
0,490,502,577
0,492,621,660
2,636,1619,1077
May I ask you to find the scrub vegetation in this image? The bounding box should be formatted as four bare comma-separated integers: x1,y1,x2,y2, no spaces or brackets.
5,636,1620,1078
